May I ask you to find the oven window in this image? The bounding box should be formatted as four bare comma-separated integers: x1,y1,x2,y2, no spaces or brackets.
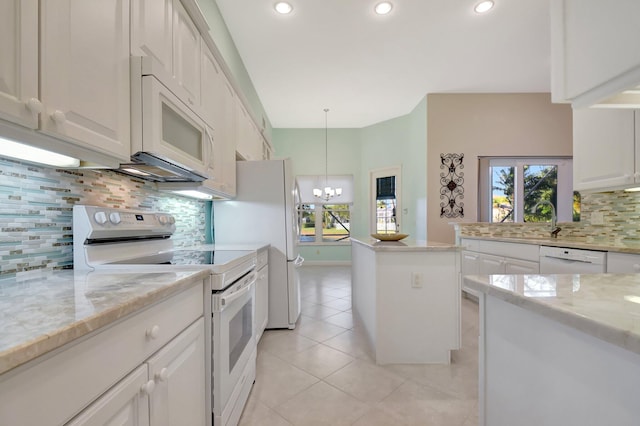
228,296,253,373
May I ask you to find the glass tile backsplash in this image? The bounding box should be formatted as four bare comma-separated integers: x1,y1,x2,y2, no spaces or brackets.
0,157,206,279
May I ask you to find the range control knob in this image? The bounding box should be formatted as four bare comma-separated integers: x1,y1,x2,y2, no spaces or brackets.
93,211,108,225
109,212,121,224
158,215,168,225
168,215,175,225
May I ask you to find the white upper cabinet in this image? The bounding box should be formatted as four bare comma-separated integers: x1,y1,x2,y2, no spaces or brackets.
235,101,264,161
0,0,39,129
131,0,173,76
173,0,201,109
40,0,131,161
551,0,640,106
573,108,638,192
201,44,236,196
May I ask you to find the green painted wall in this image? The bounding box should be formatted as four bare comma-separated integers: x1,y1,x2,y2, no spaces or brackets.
196,0,272,139
357,98,427,240
272,98,428,263
272,128,361,263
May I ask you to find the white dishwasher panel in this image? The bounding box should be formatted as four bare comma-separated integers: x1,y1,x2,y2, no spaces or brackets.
539,246,606,274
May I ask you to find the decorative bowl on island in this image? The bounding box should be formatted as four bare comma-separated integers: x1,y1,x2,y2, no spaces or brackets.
370,233,409,241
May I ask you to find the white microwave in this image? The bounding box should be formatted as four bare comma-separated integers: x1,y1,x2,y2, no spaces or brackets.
124,56,213,182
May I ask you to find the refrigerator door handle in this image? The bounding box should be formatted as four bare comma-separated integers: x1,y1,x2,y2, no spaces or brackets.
294,254,305,267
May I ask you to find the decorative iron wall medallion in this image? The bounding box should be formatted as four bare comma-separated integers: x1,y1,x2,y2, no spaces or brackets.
440,153,464,218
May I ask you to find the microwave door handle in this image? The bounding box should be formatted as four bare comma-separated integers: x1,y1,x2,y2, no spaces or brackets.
220,280,255,308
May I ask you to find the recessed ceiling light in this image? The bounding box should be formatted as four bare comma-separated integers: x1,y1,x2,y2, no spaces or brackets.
274,2,293,14
474,1,494,14
375,2,393,15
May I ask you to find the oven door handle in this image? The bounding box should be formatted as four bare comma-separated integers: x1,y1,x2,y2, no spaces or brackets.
221,275,256,308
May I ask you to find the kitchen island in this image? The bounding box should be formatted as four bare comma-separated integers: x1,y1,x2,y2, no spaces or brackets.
465,273,640,426
351,238,460,364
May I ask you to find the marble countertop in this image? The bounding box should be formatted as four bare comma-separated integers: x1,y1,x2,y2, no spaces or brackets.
352,237,459,252
460,235,640,254
0,268,209,375
464,273,640,356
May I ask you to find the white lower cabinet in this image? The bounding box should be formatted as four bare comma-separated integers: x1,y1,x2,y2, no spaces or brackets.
66,365,151,426
147,319,206,426
0,282,207,426
460,239,540,295
607,252,640,273
255,249,269,342
68,319,205,426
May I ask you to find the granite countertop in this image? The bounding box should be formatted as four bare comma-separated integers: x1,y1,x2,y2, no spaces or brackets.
464,273,640,356
352,237,459,252
460,235,640,254
0,268,209,375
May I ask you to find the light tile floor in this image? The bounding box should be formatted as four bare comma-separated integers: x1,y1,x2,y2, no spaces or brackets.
239,265,479,426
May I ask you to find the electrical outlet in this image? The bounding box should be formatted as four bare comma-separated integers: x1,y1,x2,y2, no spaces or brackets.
591,211,604,225
411,272,423,288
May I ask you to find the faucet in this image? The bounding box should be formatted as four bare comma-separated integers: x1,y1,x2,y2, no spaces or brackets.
533,200,561,238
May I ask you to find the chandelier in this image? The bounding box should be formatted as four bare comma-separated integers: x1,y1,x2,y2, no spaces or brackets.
313,108,342,201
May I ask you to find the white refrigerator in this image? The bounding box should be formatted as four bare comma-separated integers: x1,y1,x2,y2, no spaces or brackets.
213,159,303,329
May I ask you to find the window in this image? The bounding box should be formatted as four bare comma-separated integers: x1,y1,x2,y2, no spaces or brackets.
479,157,579,223
298,203,351,243
295,175,354,245
370,166,402,235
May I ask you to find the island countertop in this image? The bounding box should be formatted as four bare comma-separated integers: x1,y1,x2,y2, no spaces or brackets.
464,273,640,356
351,237,459,252
0,268,209,375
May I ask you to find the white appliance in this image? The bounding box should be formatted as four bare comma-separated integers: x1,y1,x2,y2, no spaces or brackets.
73,205,257,426
121,56,212,183
539,245,607,274
214,159,304,329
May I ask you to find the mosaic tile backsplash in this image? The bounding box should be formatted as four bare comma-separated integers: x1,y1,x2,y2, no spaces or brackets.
456,191,640,244
0,157,207,278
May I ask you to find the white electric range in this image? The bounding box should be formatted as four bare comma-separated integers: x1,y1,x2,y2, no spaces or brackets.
73,205,256,426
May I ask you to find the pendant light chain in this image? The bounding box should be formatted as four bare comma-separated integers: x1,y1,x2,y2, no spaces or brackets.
324,108,329,187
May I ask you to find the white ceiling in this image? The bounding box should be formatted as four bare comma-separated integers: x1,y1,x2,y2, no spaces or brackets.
214,0,551,129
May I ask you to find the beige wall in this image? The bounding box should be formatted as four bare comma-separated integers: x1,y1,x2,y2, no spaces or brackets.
426,93,573,243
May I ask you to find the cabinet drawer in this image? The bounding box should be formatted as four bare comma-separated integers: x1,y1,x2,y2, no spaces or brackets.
477,240,539,262
0,282,204,426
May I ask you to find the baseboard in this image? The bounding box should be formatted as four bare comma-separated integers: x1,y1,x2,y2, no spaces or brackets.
301,260,352,267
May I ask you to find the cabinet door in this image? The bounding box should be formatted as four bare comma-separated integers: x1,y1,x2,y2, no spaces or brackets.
607,252,640,273
147,318,206,426
0,0,39,129
558,0,640,101
40,0,130,161
478,253,506,275
504,258,539,274
66,365,150,426
235,101,254,160
461,250,481,276
131,0,173,75
255,265,269,342
173,0,200,108
573,108,636,191
220,80,237,195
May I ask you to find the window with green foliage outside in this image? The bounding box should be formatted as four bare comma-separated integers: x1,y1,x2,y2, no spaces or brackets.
480,157,579,223
298,204,350,243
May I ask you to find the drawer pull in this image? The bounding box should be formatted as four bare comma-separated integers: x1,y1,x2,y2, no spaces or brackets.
146,325,160,339
155,368,169,382
140,380,155,395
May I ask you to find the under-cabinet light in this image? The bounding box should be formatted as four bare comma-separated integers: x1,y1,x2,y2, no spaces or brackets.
0,136,80,167
171,190,214,200
121,167,152,177
624,187,640,192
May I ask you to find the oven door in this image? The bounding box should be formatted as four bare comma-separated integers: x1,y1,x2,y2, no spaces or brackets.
212,272,256,415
